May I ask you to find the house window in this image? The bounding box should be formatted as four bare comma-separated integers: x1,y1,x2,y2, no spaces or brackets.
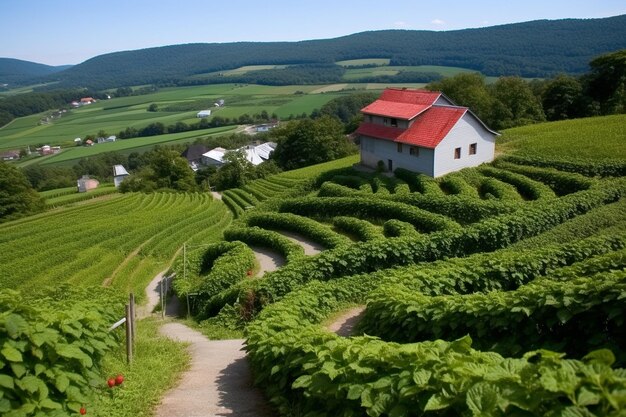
383,117,389,125
469,143,477,155
454,147,461,159
390,118,398,127
410,146,419,157
397,143,403,153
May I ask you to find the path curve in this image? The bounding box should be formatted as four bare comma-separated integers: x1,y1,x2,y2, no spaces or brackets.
211,191,223,200
279,231,324,256
327,306,366,337
156,323,273,417
250,245,285,276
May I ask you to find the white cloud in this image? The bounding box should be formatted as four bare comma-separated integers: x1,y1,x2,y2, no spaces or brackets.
393,21,410,28
431,19,446,26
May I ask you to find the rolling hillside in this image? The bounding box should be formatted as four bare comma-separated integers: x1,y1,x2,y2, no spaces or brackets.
25,15,626,89
0,58,70,85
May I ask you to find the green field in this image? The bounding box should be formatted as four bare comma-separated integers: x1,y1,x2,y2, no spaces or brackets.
336,58,391,66
498,114,626,161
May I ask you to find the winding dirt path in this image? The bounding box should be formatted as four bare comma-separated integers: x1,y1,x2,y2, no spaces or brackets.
279,231,324,256
156,324,272,417
327,306,366,337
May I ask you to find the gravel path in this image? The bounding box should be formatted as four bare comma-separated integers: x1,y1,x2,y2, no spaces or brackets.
279,231,324,256
211,191,223,200
327,306,366,337
156,324,273,417
250,245,285,276
138,269,168,318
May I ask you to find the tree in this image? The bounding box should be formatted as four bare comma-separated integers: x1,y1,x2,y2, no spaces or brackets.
271,116,356,170
210,150,256,190
585,49,626,114
541,75,585,120
490,76,545,129
120,148,197,192
427,73,495,126
147,103,158,112
0,162,45,223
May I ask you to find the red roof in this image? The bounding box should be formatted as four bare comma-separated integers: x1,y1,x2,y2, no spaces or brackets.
356,106,467,148
361,101,430,119
379,88,442,105
360,88,444,120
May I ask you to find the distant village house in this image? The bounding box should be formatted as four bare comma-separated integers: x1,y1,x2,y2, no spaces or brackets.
113,165,130,188
197,110,212,118
96,135,117,144
0,150,21,161
199,142,276,167
77,175,99,193
37,145,61,156
356,88,498,177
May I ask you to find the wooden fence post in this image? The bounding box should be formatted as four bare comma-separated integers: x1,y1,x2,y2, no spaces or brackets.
125,303,133,364
129,293,136,343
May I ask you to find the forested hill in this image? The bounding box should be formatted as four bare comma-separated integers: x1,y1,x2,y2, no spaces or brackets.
0,58,70,85
26,15,626,89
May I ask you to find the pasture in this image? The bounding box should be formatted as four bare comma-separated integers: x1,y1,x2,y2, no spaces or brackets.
498,114,626,161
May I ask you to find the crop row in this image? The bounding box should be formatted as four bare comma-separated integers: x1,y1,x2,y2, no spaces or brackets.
279,196,461,232
236,180,624,313
493,160,595,195
500,154,626,177
331,216,384,242
245,252,626,417
244,212,351,249
363,264,626,363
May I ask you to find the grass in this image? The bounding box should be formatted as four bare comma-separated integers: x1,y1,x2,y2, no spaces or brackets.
92,318,190,417
336,58,391,66
33,126,235,166
498,114,626,161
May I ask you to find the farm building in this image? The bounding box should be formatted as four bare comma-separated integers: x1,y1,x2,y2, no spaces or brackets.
356,88,498,177
201,142,277,167
113,165,130,188
77,175,99,193
96,135,116,144
197,110,212,118
37,145,61,156
1,150,21,161
182,144,210,171
255,121,279,132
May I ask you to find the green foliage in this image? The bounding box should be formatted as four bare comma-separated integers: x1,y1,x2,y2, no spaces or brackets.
279,196,460,233
332,216,384,242
363,256,626,362
271,116,357,170
490,76,546,128
224,226,304,263
478,166,556,200
245,212,351,249
0,286,125,416
586,49,626,114
499,154,626,178
120,148,197,192
0,162,45,223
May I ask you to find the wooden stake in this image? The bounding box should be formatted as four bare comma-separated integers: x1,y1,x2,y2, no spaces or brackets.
125,303,133,364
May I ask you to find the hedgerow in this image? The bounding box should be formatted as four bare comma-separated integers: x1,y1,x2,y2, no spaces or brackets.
493,160,595,195
278,197,461,232
383,219,420,238
0,286,125,416
500,154,626,177
438,174,480,198
394,168,445,195
332,216,384,242
245,212,351,249
224,226,304,263
478,177,523,201
364,266,626,362
479,166,556,200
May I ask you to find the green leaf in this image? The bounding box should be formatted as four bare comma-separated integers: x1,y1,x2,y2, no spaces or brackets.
424,393,454,411
1,345,23,362
5,314,27,338
466,383,498,417
39,398,62,410
0,374,14,389
54,374,69,393
55,344,92,367
389,404,408,417
10,363,26,378
582,349,615,366
576,387,600,407
292,375,311,389
346,384,364,400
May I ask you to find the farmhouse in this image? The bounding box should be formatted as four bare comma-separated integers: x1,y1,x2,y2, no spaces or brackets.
113,164,130,188
77,175,99,193
96,135,117,144
0,150,21,161
201,142,277,167
197,110,212,118
181,144,210,171
356,88,498,177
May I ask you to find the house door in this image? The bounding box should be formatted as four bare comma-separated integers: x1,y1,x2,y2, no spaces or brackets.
387,159,393,172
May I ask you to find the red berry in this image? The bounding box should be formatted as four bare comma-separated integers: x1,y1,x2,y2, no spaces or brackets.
246,270,252,276
107,378,116,388
115,374,124,385
80,407,87,415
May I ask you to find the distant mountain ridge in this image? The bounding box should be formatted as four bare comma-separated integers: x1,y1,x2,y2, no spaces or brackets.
6,15,626,89
0,58,71,85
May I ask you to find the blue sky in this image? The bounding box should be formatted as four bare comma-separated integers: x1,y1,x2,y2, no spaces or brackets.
1,0,624,66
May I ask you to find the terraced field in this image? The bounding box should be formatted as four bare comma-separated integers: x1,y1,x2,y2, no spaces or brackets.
176,149,626,416
0,192,232,299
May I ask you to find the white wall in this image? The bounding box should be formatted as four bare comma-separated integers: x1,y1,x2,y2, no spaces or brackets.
432,113,496,177
360,136,435,176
